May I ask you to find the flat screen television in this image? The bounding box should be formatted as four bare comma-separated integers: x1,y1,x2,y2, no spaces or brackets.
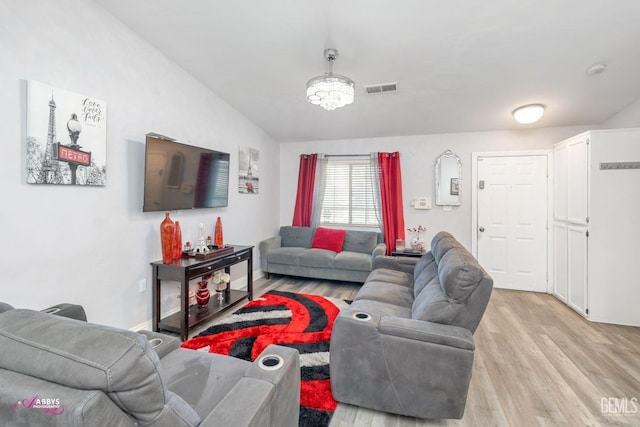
143,135,230,212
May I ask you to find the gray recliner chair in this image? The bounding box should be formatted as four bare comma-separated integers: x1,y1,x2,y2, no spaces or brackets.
330,231,493,419
0,307,300,426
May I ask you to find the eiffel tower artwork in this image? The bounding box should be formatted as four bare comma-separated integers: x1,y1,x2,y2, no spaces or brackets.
238,146,259,194
26,80,107,186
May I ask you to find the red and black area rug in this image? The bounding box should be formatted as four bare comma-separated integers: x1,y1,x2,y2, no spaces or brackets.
181,290,350,427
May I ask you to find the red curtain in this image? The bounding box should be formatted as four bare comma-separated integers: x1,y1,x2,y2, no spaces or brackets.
292,154,318,227
378,152,405,255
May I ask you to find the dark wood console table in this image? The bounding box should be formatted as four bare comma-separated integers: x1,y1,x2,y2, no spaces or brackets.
151,245,253,341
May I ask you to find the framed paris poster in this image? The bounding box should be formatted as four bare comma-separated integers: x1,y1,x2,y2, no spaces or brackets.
238,146,259,194
26,80,107,186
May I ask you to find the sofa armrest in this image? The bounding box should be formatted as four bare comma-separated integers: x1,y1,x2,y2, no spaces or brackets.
373,255,418,273
258,236,282,271
372,242,386,259
380,317,474,350
200,344,300,427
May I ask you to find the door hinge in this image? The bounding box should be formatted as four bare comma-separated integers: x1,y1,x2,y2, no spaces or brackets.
586,230,589,237
586,216,589,223
586,308,589,315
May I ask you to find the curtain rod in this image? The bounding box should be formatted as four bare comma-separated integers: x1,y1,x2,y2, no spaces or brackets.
324,154,369,158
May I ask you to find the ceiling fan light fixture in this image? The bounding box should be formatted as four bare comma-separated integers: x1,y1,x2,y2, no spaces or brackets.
512,104,545,124
306,48,355,111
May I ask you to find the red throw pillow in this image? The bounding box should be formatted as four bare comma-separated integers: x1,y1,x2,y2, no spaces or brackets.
311,227,346,253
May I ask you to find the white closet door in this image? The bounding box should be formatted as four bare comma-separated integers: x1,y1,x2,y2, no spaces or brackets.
553,143,568,221
567,225,588,316
567,136,589,225
552,222,567,302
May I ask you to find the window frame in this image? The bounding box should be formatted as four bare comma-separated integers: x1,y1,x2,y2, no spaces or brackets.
319,156,379,228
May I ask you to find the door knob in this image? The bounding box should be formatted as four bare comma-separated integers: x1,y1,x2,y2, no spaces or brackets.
479,227,485,232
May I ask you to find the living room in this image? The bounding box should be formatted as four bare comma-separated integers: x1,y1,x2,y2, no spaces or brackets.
2,0,640,426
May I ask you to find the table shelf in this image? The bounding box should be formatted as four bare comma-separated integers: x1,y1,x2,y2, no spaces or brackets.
158,289,250,334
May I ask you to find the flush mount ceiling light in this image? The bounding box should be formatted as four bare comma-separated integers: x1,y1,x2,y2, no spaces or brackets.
512,104,545,124
306,48,355,111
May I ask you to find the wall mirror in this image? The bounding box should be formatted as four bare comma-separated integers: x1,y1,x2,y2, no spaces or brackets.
435,150,462,206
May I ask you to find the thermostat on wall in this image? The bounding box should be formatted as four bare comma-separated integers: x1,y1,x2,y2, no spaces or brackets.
411,197,432,210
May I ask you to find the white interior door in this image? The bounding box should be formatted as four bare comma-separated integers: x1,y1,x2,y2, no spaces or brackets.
476,155,548,292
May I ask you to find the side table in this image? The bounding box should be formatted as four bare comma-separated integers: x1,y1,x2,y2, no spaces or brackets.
392,249,426,258
151,245,253,341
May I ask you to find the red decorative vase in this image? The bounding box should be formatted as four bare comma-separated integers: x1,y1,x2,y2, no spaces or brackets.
173,221,182,260
196,288,210,307
160,212,175,263
214,217,224,247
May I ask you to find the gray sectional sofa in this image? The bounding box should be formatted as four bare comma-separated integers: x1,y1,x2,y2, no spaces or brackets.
259,226,386,283
0,304,300,427
330,231,493,420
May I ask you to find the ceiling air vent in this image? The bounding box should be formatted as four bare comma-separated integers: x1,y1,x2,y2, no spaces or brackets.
364,82,398,95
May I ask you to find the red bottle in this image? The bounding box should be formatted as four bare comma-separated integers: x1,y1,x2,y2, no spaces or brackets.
214,217,224,247
160,212,175,263
173,221,182,260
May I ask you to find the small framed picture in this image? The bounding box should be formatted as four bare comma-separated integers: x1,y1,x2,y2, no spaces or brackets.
450,178,460,195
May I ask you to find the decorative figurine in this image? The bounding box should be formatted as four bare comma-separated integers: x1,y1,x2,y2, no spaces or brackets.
193,223,210,254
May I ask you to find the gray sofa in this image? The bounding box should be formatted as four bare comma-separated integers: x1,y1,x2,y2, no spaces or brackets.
330,231,493,419
259,226,386,283
0,304,300,427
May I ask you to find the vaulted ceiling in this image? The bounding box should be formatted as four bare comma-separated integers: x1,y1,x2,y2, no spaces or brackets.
94,0,640,142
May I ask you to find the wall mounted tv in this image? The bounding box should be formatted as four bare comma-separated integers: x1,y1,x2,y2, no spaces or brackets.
143,135,230,212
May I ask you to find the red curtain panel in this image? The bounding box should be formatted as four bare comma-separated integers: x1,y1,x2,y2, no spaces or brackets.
378,152,405,255
292,154,318,226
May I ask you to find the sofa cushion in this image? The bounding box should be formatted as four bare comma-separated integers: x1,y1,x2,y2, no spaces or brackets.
163,349,252,419
343,230,378,254
413,256,440,298
334,251,373,272
268,247,306,265
312,227,346,252
280,226,315,248
297,248,335,268
438,249,483,302
355,281,414,309
0,309,200,426
431,231,463,263
0,368,137,426
0,302,14,314
366,268,413,287
413,251,436,280
411,276,463,326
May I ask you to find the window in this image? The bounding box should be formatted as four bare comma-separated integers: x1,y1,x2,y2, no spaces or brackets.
320,157,379,227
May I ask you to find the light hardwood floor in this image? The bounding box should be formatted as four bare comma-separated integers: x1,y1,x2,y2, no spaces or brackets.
194,275,640,427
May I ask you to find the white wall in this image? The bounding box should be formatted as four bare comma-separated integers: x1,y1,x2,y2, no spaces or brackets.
279,126,594,250
603,98,640,128
0,0,280,329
